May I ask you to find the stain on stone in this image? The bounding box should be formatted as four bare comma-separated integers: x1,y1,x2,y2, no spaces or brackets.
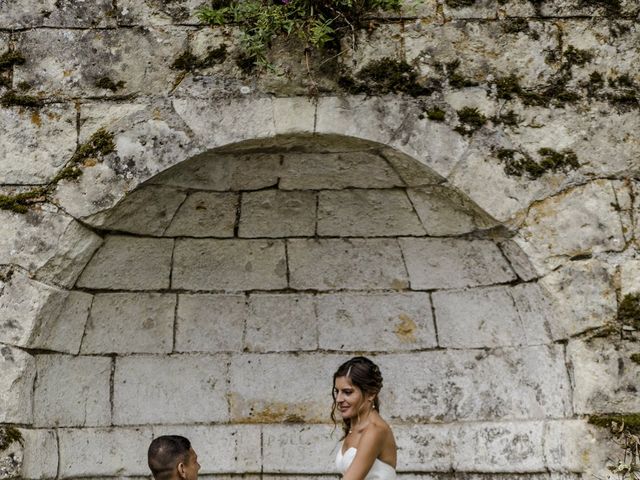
30,111,42,127
618,293,640,329
0,427,23,452
395,314,417,343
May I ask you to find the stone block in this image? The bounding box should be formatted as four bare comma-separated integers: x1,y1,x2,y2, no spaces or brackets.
113,354,229,424
273,97,317,135
86,185,187,236
433,285,551,348
0,104,77,184
620,260,640,296
317,293,436,351
229,354,336,423
544,420,601,473
116,0,205,25
568,339,640,414
451,421,545,472
400,238,516,290
378,346,571,422
152,425,261,473
29,290,93,355
176,294,246,353
81,293,176,354
540,259,617,337
317,189,425,237
262,425,337,473
279,151,402,190
151,151,281,191
0,0,116,28
34,354,111,427
172,239,287,291
395,424,452,471
515,181,625,273
498,240,539,282
19,429,58,479
246,294,317,352
0,209,102,288
407,186,497,236
77,235,174,290
239,190,316,238
14,27,188,97
341,24,404,71
0,346,35,423
380,148,443,187
288,239,408,290
509,282,562,343
165,191,238,237
58,427,151,477
0,271,68,348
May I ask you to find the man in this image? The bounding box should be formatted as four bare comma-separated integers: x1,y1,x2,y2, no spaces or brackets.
148,435,201,480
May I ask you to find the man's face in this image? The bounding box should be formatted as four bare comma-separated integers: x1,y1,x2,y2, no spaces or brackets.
178,448,201,480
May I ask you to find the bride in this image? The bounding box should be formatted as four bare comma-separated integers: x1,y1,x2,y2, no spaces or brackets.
332,356,397,480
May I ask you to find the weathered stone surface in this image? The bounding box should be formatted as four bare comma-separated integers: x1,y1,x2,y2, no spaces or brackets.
433,285,547,348
116,0,204,25
14,27,188,97
452,421,545,472
152,425,261,473
172,239,287,291
240,190,316,238
176,294,246,352
499,240,539,282
540,259,617,337
229,354,336,423
341,24,404,72
317,293,436,351
509,282,562,343
0,0,116,28
318,189,425,237
400,238,516,290
77,235,174,290
620,259,640,296
394,424,452,471
0,271,68,348
34,354,111,427
380,148,443,187
569,338,640,414
113,355,229,424
85,185,187,235
407,186,497,236
543,421,602,473
151,151,281,191
0,428,22,480
0,104,77,184
19,429,58,480
280,151,402,190
246,294,317,352
81,293,176,354
515,181,625,273
262,425,336,473
0,346,35,423
165,191,238,237
58,427,151,477
0,208,102,288
29,291,92,354
288,239,408,290
273,97,317,136
378,346,571,422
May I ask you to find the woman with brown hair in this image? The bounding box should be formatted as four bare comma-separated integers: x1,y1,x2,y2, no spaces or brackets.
332,356,397,480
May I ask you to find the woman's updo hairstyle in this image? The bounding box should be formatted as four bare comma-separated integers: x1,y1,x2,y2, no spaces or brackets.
331,356,384,437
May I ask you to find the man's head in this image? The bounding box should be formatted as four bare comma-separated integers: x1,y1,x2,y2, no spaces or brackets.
148,435,200,480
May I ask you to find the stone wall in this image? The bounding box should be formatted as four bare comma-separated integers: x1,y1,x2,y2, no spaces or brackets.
1,0,639,479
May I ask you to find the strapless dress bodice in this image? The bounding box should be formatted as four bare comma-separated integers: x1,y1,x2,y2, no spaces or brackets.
335,445,396,480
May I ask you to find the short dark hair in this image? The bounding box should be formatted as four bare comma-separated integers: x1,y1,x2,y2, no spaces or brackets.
148,435,191,480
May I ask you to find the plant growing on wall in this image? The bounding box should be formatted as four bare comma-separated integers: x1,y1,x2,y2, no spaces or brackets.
196,0,404,68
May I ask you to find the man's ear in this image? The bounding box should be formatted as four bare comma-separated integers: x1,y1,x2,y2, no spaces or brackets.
177,461,187,480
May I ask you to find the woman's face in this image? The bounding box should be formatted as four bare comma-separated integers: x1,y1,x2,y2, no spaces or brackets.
334,376,364,420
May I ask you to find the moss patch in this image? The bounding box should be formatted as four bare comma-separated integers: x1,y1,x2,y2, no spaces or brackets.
618,293,640,329
579,0,622,14
445,0,475,7
171,45,228,72
339,58,434,96
443,59,478,89
426,107,446,121
1,91,44,108
0,426,23,451
630,353,640,364
0,51,25,70
589,413,640,434
502,18,530,35
496,147,579,179
563,46,594,67
95,77,126,92
454,107,486,136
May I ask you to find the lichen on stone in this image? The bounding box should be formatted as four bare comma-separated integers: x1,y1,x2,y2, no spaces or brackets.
454,107,486,136
0,426,23,452
618,293,640,329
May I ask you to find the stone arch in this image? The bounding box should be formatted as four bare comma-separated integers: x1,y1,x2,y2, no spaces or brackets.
1,119,601,478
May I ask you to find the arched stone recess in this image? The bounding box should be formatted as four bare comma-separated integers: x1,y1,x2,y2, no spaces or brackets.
0,95,637,479
0,114,632,479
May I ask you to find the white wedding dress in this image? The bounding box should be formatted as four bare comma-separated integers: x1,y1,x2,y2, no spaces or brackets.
336,444,397,480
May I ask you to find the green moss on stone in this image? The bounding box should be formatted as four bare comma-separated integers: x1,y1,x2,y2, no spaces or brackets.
589,414,640,434
1,91,44,108
496,74,523,100
630,353,640,364
454,107,486,136
0,426,23,451
563,46,594,67
95,76,126,92
445,0,475,7
579,0,622,14
495,147,578,179
618,293,640,329
71,128,115,165
340,58,433,96
426,107,446,121
502,18,530,34
493,110,520,127
171,45,228,72
0,51,25,70
538,148,579,170
445,59,478,89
